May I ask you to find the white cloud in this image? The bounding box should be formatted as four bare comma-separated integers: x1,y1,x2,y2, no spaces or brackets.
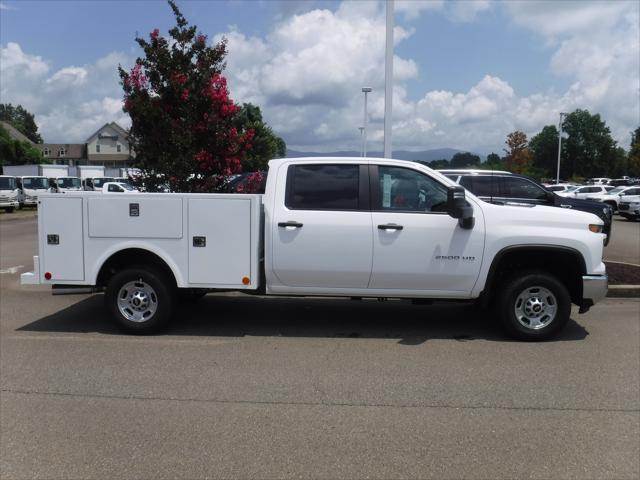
217,1,637,153
1,0,637,154
0,43,131,142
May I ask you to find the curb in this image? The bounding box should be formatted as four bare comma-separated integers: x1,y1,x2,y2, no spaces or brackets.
607,285,640,298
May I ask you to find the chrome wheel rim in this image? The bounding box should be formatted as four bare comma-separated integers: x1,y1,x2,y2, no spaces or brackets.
117,280,158,323
514,286,557,330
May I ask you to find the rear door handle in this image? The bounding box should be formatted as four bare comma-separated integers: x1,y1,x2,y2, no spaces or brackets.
278,221,303,228
378,223,403,231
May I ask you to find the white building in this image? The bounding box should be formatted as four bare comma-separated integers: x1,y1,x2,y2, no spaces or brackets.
86,122,134,165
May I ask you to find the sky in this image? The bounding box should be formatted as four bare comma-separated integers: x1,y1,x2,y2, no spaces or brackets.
1,0,638,155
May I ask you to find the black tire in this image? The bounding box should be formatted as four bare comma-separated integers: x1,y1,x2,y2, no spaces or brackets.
498,270,571,341
105,266,175,334
4,207,14,213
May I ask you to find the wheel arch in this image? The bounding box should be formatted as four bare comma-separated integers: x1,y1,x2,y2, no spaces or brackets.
480,245,586,307
94,245,183,288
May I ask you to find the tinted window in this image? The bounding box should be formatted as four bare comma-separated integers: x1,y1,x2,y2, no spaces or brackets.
287,164,359,210
503,177,548,200
623,188,640,196
376,166,448,212
460,176,497,197
547,185,565,192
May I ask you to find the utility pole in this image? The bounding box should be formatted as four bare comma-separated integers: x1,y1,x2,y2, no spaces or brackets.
383,0,394,158
556,112,566,184
362,87,372,157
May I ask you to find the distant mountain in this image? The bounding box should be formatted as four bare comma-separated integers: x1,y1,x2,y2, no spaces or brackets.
286,148,466,161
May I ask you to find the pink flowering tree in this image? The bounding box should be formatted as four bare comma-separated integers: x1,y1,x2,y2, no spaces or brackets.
118,0,254,192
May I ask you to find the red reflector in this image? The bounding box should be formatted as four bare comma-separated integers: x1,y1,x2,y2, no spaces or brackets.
242,276,250,285
44,272,52,280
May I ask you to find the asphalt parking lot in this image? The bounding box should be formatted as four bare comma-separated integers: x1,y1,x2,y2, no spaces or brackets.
1,216,639,479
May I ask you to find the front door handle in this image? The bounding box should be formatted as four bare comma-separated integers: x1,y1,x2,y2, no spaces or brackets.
378,223,403,231
278,221,303,228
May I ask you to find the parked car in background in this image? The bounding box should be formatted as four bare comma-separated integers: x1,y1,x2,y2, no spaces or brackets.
618,194,640,221
557,185,615,199
585,186,640,212
83,177,115,191
586,178,611,185
608,178,635,187
102,182,140,193
544,183,576,193
0,175,20,212
440,170,613,245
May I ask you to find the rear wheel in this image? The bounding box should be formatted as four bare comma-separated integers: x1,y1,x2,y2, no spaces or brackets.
4,207,14,213
105,266,175,334
498,270,571,341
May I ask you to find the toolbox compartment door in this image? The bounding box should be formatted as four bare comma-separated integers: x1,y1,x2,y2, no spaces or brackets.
188,198,252,285
41,197,84,281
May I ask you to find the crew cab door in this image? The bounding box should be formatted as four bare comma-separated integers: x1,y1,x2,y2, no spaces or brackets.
369,165,484,293
270,163,373,288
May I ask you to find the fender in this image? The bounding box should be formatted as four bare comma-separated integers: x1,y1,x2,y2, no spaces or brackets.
478,244,587,306
90,241,186,287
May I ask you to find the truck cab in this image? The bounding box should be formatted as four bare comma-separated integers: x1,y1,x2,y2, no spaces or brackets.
53,176,83,193
83,177,115,191
0,175,20,212
17,176,50,207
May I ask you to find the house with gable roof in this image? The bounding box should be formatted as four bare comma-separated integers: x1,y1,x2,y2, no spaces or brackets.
32,122,134,166
86,122,134,164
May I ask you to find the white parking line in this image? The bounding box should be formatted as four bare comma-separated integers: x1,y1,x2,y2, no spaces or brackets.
0,265,24,274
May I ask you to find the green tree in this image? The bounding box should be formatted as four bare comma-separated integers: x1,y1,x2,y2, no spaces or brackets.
0,104,43,143
480,152,505,170
529,125,558,177
119,0,255,192
561,109,618,178
450,152,480,168
0,125,44,167
233,103,286,171
628,127,640,177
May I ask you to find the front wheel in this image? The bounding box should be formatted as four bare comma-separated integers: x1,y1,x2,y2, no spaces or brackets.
498,270,571,341
4,207,14,213
105,266,175,334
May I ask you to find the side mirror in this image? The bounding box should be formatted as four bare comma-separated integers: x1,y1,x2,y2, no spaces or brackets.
447,186,474,229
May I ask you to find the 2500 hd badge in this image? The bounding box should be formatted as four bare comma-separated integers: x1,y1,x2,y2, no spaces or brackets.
435,255,476,261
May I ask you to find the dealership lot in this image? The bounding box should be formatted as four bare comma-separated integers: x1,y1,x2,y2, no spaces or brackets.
1,216,639,479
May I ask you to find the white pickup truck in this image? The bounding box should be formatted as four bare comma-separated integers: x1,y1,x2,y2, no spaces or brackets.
21,157,608,340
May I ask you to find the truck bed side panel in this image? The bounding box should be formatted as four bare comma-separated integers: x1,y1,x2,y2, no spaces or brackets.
41,197,84,281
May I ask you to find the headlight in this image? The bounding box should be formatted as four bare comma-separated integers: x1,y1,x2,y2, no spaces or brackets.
588,224,603,233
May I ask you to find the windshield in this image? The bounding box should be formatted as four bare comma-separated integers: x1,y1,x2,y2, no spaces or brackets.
564,186,579,193
546,185,565,192
93,177,115,188
22,177,49,189
0,177,16,190
608,187,625,194
119,183,136,191
57,177,81,188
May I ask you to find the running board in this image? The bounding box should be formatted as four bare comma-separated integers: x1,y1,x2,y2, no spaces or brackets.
52,285,103,295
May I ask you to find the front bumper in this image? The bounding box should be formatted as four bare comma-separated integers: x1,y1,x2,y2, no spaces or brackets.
580,274,608,312
0,200,19,208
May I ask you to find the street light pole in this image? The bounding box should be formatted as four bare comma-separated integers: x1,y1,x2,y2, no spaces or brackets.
358,127,365,157
383,0,394,158
556,112,566,184
362,87,372,157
